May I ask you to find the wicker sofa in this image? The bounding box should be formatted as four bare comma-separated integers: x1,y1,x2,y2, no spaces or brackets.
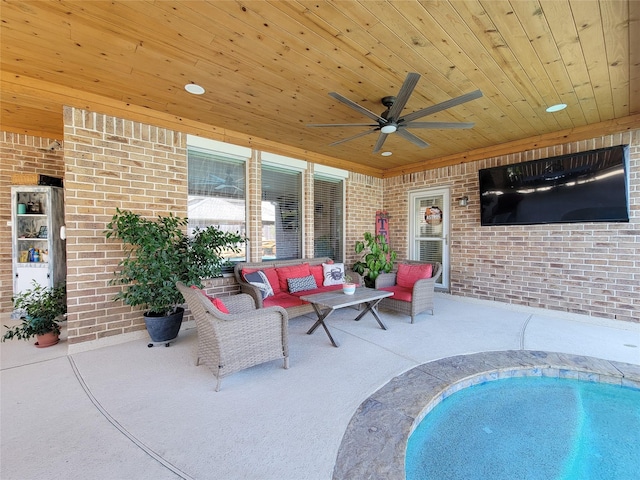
234,257,362,319
375,261,443,323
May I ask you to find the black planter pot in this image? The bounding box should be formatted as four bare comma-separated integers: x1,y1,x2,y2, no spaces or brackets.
144,307,184,346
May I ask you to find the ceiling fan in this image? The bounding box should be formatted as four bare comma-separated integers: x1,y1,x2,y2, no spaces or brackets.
307,73,482,153
192,171,244,194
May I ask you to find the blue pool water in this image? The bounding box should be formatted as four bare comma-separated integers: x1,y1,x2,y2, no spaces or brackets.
406,377,640,480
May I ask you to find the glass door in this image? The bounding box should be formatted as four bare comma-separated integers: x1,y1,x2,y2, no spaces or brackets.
408,188,450,289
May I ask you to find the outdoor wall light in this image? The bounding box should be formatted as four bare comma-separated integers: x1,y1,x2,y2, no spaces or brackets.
459,196,469,207
46,140,62,151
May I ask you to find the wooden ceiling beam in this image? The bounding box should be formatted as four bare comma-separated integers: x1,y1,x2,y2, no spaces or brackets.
1,73,383,177
382,113,640,178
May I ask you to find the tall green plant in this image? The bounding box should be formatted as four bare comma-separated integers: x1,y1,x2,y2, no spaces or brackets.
352,232,398,288
105,208,245,316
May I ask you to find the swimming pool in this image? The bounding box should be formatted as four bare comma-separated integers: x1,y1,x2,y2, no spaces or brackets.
406,376,640,480
333,351,640,480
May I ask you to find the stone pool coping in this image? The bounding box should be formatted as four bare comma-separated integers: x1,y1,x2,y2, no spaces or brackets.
332,350,640,480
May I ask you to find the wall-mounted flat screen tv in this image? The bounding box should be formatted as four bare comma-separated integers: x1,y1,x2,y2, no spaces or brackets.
479,145,629,226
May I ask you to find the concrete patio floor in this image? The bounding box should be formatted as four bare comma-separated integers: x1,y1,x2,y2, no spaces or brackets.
1,293,639,480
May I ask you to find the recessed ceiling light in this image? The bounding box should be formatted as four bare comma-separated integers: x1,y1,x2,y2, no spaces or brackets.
546,103,567,113
381,151,392,156
185,83,205,95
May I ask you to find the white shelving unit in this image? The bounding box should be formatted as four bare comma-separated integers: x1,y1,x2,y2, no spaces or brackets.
11,185,66,297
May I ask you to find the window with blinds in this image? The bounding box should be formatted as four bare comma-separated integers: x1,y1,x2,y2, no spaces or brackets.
187,147,246,262
313,176,344,261
261,164,301,260
415,197,444,263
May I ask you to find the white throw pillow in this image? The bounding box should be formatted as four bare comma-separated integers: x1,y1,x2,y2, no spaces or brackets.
322,262,345,286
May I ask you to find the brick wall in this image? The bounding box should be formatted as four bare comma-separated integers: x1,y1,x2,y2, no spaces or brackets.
0,133,65,312
344,173,385,268
62,107,188,344
384,130,640,322
246,150,262,262
303,165,315,259
2,121,636,350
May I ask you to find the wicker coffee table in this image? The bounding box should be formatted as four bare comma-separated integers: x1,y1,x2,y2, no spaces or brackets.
299,287,393,347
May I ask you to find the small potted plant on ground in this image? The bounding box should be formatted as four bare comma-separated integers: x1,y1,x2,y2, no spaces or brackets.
3,281,66,348
104,208,245,346
352,232,398,288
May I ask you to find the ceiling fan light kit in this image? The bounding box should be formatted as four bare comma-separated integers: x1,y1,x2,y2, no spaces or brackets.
308,72,482,154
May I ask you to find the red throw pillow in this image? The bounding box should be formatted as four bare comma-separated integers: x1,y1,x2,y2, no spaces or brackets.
396,263,433,289
211,297,229,314
190,285,230,313
275,263,311,292
309,265,324,286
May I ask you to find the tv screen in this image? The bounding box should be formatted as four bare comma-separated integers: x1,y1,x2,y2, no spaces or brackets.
479,145,629,226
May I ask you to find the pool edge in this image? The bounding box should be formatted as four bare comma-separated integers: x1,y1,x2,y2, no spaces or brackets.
332,350,640,480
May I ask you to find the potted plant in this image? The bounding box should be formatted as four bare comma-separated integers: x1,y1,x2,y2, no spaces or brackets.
104,208,245,345
352,232,398,288
3,280,66,348
342,273,357,295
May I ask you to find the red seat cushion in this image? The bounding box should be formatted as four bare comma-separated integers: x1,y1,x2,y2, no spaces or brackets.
379,285,412,302
396,263,433,289
264,292,306,309
275,263,311,292
290,284,343,297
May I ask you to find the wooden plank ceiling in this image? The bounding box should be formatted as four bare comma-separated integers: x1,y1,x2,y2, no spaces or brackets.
1,0,638,177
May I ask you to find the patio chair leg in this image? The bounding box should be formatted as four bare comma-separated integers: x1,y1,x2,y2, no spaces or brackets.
215,375,222,392
284,356,289,369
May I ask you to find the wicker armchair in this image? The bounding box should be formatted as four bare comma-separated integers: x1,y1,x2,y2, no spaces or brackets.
176,282,289,391
374,261,443,323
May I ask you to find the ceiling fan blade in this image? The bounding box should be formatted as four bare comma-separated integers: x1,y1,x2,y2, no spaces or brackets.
386,72,420,120
400,90,483,123
307,123,379,127
215,184,242,191
403,121,475,129
329,128,378,147
372,132,389,153
396,129,430,148
328,92,386,122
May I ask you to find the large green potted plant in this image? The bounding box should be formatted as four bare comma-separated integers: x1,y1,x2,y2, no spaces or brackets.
352,232,398,288
104,208,245,345
3,280,66,348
